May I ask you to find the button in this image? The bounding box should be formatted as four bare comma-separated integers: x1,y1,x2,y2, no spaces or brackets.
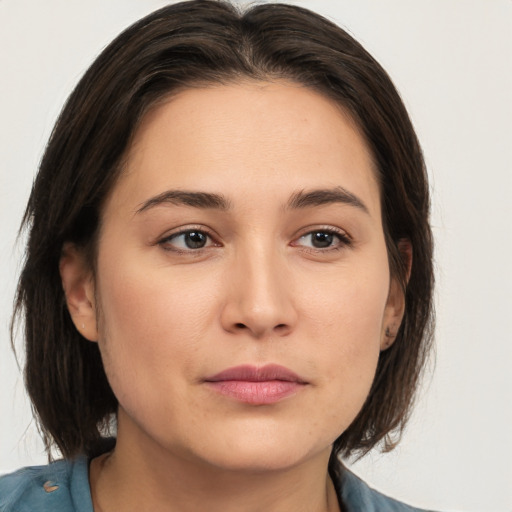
43,480,59,493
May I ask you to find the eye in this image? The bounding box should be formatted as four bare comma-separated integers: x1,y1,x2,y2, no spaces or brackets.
159,229,215,251
294,229,351,250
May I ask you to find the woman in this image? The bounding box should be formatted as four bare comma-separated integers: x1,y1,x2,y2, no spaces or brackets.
0,1,434,510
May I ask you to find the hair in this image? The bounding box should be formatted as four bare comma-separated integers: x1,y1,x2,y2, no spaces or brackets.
13,0,434,463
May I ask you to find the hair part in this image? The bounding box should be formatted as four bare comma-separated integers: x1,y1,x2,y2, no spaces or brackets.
13,0,434,462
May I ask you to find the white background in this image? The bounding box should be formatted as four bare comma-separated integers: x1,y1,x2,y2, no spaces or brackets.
1,1,511,511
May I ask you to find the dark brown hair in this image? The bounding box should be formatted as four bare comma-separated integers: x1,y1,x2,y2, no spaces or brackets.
13,0,434,462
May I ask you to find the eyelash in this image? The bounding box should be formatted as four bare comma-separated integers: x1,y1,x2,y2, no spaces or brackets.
157,226,219,254
292,227,352,253
157,226,352,254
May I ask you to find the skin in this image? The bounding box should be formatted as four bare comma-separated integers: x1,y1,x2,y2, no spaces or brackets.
60,81,406,512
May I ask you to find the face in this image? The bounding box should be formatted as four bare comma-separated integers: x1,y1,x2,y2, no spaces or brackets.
63,81,404,472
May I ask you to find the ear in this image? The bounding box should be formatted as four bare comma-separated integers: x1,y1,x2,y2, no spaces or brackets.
380,239,412,351
59,242,98,342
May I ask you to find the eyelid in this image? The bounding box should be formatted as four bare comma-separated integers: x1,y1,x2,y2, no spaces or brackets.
155,224,352,254
293,225,352,242
157,225,221,252
291,225,353,251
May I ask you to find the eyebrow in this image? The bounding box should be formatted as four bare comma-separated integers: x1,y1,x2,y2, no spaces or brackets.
136,190,231,214
287,187,369,214
136,186,369,215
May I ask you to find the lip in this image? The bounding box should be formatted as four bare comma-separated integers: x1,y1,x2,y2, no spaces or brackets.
204,364,308,405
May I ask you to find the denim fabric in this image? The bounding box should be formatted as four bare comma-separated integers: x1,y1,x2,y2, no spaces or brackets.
0,457,92,512
0,456,434,511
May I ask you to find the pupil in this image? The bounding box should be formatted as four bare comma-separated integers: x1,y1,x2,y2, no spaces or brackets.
185,231,206,249
312,232,333,248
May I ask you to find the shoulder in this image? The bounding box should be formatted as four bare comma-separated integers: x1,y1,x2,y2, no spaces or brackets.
0,456,92,512
336,468,436,512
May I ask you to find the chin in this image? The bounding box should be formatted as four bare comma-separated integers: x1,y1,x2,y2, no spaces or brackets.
186,427,332,474
198,447,316,474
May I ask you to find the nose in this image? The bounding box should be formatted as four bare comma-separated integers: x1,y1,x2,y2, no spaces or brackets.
220,246,297,339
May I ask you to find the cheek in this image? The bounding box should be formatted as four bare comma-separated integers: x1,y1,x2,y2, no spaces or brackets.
99,248,218,335
304,258,390,351
298,260,389,425
94,252,222,402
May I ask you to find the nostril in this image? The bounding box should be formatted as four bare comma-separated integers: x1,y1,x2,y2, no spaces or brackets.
275,324,290,334
235,323,247,329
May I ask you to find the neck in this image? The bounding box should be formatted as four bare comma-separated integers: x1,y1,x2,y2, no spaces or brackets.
90,426,341,512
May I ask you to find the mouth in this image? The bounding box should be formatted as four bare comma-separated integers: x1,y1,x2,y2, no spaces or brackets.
204,364,308,405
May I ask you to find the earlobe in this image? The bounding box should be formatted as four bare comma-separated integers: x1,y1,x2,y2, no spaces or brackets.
381,321,400,351
380,239,412,351
59,242,98,342
380,278,404,351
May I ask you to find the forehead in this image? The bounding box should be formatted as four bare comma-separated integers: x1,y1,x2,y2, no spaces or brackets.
110,81,380,217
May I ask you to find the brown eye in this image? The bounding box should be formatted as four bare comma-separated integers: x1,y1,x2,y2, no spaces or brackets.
296,230,349,250
182,231,208,249
310,231,334,248
161,230,212,251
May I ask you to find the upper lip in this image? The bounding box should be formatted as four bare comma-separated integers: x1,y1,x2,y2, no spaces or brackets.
205,364,307,383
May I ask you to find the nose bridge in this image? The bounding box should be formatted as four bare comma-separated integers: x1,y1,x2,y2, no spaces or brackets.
224,237,296,337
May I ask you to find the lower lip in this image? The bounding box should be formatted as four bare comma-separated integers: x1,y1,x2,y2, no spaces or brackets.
205,380,304,404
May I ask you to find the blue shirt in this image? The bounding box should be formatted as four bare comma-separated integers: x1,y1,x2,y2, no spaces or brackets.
0,456,434,511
